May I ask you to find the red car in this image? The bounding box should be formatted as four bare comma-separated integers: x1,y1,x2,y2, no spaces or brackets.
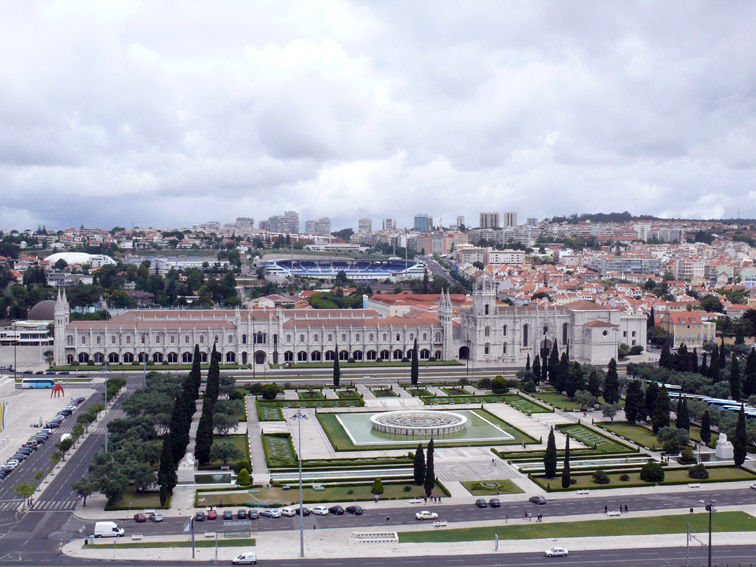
134,513,146,523
207,509,217,520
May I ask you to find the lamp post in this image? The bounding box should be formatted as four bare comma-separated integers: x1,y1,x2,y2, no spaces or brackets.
699,499,716,567
290,410,306,558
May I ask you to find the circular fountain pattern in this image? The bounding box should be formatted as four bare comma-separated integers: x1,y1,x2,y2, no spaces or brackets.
370,410,468,436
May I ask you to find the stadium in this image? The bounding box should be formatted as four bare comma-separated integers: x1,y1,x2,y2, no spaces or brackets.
260,258,425,281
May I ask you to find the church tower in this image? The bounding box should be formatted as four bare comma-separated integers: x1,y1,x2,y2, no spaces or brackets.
438,289,454,360
53,288,70,366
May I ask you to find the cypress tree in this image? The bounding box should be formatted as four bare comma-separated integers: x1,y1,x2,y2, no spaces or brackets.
678,399,690,430
548,340,560,386
410,338,419,386
675,396,682,428
413,443,425,485
560,435,571,489
192,344,202,397
540,351,548,383
744,347,756,398
700,352,708,376
691,348,699,374
195,403,214,465
206,343,220,404
647,306,655,331
532,355,541,385
709,346,720,381
424,439,435,497
544,428,557,478
587,370,602,398
169,391,189,466
333,345,341,388
651,387,671,433
158,434,177,505
659,344,672,369
603,358,619,404
525,353,531,371
557,352,569,393
733,405,747,467
719,338,726,369
624,380,644,424
645,382,660,422
729,353,741,401
700,411,712,445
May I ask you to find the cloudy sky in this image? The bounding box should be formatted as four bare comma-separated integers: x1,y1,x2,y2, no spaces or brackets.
2,1,755,232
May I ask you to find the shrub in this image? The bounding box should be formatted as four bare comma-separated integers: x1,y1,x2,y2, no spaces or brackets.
478,377,492,389
640,461,665,483
162,360,169,365
619,474,630,481
131,360,139,366
491,376,508,394
506,379,519,388
521,380,537,393
569,478,576,485
233,460,252,474
260,383,280,400
403,485,412,492
71,361,79,366
629,345,644,355
592,469,610,484
87,359,94,366
371,478,384,495
458,377,469,386
678,447,696,465
688,464,709,480
429,357,436,362
348,358,355,363
236,468,251,486
662,439,680,455
401,357,409,363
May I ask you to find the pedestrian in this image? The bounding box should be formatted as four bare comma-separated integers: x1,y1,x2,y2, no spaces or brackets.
624,504,628,513
375,494,379,503
439,496,442,503
492,457,495,465
386,516,390,524
604,505,607,514
523,511,527,520
504,514,508,523
424,497,427,504
527,511,532,521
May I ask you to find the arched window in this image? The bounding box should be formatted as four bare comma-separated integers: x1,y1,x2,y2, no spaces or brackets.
434,350,441,360
96,336,101,345
93,353,104,363
185,335,190,343
369,334,374,341
297,351,307,362
383,334,387,341
325,350,335,361
356,334,360,341
328,334,333,341
409,333,414,340
420,349,430,359
380,350,389,360
152,352,163,363
66,336,73,346
436,333,441,341
311,351,321,361
141,335,146,344
182,352,193,363
523,324,529,347
81,336,86,345
286,335,291,343
484,326,490,337
313,335,318,342
242,334,247,344
111,336,116,345
543,326,548,336
484,343,490,355
366,350,377,360
126,336,131,344
167,352,178,363
485,304,489,315
200,336,205,344
339,350,349,361
423,333,427,341
341,334,346,342
284,351,294,362
123,352,134,363
396,333,400,341
503,325,507,336
108,353,120,364
300,335,305,342
562,323,568,346
156,335,161,343
503,342,508,354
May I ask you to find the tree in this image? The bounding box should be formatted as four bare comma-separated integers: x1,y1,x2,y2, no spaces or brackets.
237,468,251,486
700,294,724,313
561,435,571,489
733,405,747,467
709,345,720,380
411,338,419,386
640,461,665,483
659,344,672,369
213,412,239,436
210,442,243,466
260,383,279,400
574,390,596,411
557,352,569,393
565,363,585,398
333,346,341,388
132,463,157,493
651,387,671,433
12,482,37,505
624,380,645,424
645,382,660,422
158,435,177,505
601,403,621,423
647,306,655,331
491,376,508,394
206,343,220,403
676,399,690,431
71,477,96,507
548,341,560,386
532,355,541,384
719,337,726,370
525,353,531,371
544,428,557,479
603,358,619,404
729,353,742,401
424,439,435,497
413,443,425,485
587,370,602,398
371,478,384,495
700,410,712,445
192,344,202,396
744,347,756,398
195,408,214,465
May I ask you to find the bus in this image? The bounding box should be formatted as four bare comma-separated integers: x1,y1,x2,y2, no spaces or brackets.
21,377,56,389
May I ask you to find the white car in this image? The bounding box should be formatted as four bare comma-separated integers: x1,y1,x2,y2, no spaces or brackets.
415,510,439,520
260,508,281,518
311,506,329,516
279,507,296,517
232,551,257,565
545,547,569,557
750,483,756,490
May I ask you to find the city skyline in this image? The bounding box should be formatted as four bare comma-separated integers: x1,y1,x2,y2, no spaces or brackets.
2,2,756,231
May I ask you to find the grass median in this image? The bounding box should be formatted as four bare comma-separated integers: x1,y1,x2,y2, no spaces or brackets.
398,511,755,543
86,538,256,549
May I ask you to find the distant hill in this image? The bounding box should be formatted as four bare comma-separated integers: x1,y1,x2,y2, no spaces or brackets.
549,211,659,224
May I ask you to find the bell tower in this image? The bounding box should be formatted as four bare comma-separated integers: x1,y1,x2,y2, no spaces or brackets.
53,288,70,366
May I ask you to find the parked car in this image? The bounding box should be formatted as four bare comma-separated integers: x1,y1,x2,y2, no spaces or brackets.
529,496,547,505
247,510,259,520
133,513,146,523
545,547,569,557
232,551,257,565
328,505,344,515
223,510,233,520
237,509,247,519
750,483,756,490
279,507,296,517
311,506,329,516
74,397,86,404
489,498,500,508
194,511,206,522
475,499,487,508
415,510,438,521
207,509,217,520
148,512,163,522
295,507,310,516
260,509,281,518
345,505,363,516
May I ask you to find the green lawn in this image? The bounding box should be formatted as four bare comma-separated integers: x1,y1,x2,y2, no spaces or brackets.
371,388,399,398
337,389,361,399
422,395,510,405
460,479,523,496
407,388,432,397
257,402,284,421
531,465,755,491
600,422,658,449
207,435,250,468
690,425,719,446
297,390,325,400
531,392,583,411
106,486,164,511
558,424,633,453
398,512,755,543
442,387,470,396
504,395,552,414
262,434,297,467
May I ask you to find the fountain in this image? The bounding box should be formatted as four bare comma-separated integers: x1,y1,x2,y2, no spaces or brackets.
370,410,467,436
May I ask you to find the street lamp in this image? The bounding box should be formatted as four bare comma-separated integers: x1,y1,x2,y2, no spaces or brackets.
289,410,306,558
699,499,716,567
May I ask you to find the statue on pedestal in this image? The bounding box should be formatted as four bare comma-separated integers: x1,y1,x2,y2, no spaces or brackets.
715,432,734,460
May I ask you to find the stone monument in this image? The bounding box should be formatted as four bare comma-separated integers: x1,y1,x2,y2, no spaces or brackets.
715,432,733,461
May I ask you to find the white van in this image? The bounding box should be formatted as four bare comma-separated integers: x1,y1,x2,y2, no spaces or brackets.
232,551,257,565
60,433,73,443
94,521,124,538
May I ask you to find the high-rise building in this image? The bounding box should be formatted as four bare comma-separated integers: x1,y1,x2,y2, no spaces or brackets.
358,218,372,233
503,211,518,227
526,217,538,227
304,220,316,234
414,213,432,233
456,216,465,228
479,212,500,229
283,211,300,234
313,217,331,236
235,217,254,230
382,218,396,230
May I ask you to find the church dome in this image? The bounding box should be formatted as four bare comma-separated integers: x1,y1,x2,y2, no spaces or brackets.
28,299,56,321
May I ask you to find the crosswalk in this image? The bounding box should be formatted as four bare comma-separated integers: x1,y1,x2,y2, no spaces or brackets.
0,499,77,512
